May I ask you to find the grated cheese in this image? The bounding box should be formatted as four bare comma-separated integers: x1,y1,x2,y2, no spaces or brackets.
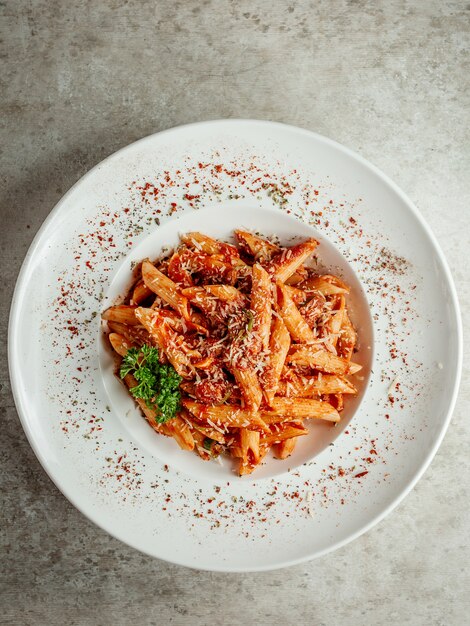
206,418,225,435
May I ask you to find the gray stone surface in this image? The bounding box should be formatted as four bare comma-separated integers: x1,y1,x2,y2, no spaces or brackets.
1,1,469,624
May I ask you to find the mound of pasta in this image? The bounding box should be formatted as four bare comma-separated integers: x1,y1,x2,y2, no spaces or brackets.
102,230,362,475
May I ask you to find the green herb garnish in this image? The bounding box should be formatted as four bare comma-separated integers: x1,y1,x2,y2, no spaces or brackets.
236,309,255,342
203,437,214,451
120,345,182,423
202,437,220,458
245,309,254,332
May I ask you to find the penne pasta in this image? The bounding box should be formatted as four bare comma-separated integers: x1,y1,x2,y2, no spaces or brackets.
141,259,191,319
260,424,309,446
204,284,246,303
180,409,226,444
238,429,261,475
181,232,240,261
276,283,316,344
109,332,136,357
234,229,280,262
131,279,154,305
156,309,196,335
273,436,298,459
102,304,139,326
301,274,350,296
182,399,268,431
338,310,357,360
277,371,357,396
107,321,150,346
260,397,340,423
232,366,263,412
287,345,362,375
262,317,291,406
284,265,308,285
284,284,308,304
181,286,218,317
324,295,346,349
266,239,318,283
166,416,196,451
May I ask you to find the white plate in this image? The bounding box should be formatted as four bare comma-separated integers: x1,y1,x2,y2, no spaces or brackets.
9,120,462,571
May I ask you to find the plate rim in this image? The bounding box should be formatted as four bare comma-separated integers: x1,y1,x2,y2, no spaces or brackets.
8,119,463,571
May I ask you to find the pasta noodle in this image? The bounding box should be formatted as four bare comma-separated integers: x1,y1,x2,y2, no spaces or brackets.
102,230,362,475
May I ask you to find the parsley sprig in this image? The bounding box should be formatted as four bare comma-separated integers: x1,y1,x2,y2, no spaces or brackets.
120,345,182,423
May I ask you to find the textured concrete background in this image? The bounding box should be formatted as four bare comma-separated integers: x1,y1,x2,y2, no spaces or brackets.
1,1,469,624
